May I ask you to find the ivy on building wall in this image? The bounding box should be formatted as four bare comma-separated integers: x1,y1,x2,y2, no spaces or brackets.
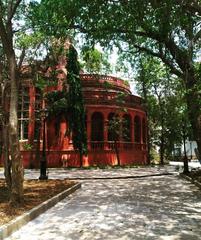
66,45,87,155
45,45,87,155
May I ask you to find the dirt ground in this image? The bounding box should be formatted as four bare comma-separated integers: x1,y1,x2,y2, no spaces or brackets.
0,179,76,226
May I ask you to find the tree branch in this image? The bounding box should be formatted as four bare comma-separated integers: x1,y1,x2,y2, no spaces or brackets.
0,17,11,56
7,0,22,23
132,44,184,78
17,47,25,69
193,28,201,43
175,0,201,15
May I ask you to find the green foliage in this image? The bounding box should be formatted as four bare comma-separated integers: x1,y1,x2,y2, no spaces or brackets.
23,143,33,150
27,0,201,159
44,45,87,155
67,46,87,154
34,74,57,90
103,80,112,89
46,91,69,117
107,114,121,141
135,55,189,161
81,46,102,73
81,46,111,74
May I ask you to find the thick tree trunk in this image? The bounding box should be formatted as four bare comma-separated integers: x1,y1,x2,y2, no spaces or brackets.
8,53,24,206
183,132,189,174
3,123,12,189
0,78,12,189
0,0,24,205
186,74,201,162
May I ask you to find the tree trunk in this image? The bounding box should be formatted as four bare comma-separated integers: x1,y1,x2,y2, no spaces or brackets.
3,123,12,189
0,0,24,205
8,53,24,206
183,131,189,174
186,74,201,162
1,83,12,189
159,137,165,165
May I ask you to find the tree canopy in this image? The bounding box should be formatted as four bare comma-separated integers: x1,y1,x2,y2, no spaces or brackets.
35,0,201,159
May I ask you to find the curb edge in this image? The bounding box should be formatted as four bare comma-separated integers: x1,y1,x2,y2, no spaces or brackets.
0,182,81,240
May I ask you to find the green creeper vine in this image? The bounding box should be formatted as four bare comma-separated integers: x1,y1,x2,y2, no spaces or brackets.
67,46,87,155
46,45,87,156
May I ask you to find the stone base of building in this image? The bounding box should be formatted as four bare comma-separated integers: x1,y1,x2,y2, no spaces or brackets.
16,148,147,169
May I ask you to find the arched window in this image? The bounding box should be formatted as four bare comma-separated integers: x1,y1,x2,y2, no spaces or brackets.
91,112,104,141
108,112,120,141
134,115,141,143
142,118,146,143
122,114,131,142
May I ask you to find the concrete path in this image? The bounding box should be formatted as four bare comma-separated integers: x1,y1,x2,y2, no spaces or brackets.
4,168,201,240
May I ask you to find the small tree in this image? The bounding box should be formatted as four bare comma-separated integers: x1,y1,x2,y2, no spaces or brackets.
43,39,87,166
107,92,129,166
107,113,121,166
135,55,188,166
0,0,26,205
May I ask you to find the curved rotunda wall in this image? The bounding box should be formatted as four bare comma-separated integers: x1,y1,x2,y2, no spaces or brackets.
62,74,148,167
0,73,148,168
81,74,131,94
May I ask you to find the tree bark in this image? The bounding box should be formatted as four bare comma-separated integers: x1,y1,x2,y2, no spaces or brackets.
8,52,24,205
159,135,165,165
183,130,189,174
185,74,201,163
0,0,24,205
3,122,12,189
0,67,12,189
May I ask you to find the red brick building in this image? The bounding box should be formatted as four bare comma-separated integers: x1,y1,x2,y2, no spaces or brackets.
0,72,148,168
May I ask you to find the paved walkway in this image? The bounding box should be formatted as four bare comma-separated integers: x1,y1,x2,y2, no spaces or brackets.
4,167,201,240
